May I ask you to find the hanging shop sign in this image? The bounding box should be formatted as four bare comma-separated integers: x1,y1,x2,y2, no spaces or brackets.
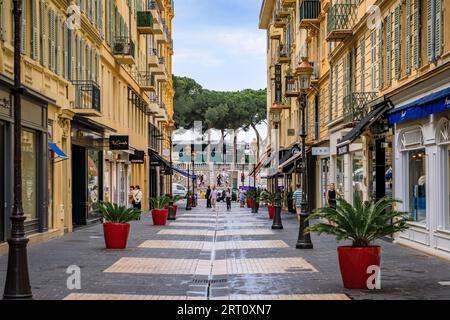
312,147,330,156
130,150,145,164
337,143,350,156
275,64,282,103
109,135,129,150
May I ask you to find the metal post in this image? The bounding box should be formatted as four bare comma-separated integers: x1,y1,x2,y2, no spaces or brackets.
191,155,196,207
272,122,283,229
168,135,175,220
185,163,191,211
251,163,258,213
3,0,33,300
296,93,313,249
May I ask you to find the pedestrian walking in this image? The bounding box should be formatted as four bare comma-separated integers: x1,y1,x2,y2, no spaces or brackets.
206,186,212,208
239,189,246,207
211,186,218,211
133,185,143,220
326,183,342,208
225,188,232,212
128,186,135,208
292,184,303,222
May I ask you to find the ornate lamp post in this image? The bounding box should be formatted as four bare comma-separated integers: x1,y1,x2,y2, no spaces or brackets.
191,151,197,207
185,162,192,211
270,106,283,229
3,0,33,300
295,57,314,249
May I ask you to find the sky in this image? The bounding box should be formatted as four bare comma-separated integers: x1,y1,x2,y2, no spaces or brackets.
172,0,268,142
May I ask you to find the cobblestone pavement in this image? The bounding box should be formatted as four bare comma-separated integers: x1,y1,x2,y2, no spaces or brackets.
0,200,450,300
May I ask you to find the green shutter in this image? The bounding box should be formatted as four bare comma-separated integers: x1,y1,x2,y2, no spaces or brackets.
405,0,411,74
63,22,68,79
329,68,333,121
1,0,6,40
371,31,376,91
98,0,103,34
21,0,26,53
360,38,365,92
76,36,81,81
413,0,421,69
434,0,442,58
386,14,392,85
49,10,55,72
335,65,339,114
426,0,434,62
378,24,383,90
394,5,400,80
68,29,73,80
87,45,91,81
40,0,46,66
105,0,109,44
55,15,60,75
31,0,38,60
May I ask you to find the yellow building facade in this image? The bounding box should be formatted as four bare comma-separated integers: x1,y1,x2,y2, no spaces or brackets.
261,0,450,258
0,0,174,251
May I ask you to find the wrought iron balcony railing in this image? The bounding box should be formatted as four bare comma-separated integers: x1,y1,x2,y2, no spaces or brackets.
137,11,154,34
285,74,299,97
281,0,296,8
72,80,101,115
277,44,291,63
135,71,155,91
343,92,377,124
299,0,321,29
273,12,287,28
327,0,358,41
113,37,135,64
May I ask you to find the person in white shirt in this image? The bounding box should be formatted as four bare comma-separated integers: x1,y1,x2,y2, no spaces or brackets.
210,186,218,211
225,188,232,212
133,185,143,220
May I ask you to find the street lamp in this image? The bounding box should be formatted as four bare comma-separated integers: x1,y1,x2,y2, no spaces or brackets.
295,56,314,249
166,126,176,220
191,151,197,207
270,106,283,229
3,0,33,300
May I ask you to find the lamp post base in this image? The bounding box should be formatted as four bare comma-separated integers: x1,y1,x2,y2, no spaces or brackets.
296,213,313,249
167,203,176,220
271,205,283,230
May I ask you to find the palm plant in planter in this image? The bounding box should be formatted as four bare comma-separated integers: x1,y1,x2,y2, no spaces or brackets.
95,202,141,249
164,195,182,217
260,191,276,219
150,196,170,226
305,193,410,289
245,188,255,208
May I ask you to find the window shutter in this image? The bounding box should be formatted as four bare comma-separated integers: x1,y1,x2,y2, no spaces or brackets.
63,22,68,79
80,40,84,80
50,10,55,72
87,45,91,81
378,22,383,89
394,5,401,80
76,36,81,81
40,0,46,66
413,0,421,69
21,0,26,53
98,0,103,35
329,67,333,122
360,38,365,92
426,0,434,63
55,15,60,75
68,29,73,80
434,0,442,58
371,31,376,92
334,65,339,115
105,0,109,44
0,0,5,40
405,0,411,74
386,14,392,85
31,0,38,60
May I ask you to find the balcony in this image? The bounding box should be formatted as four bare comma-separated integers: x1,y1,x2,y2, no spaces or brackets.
277,45,291,64
135,71,156,92
343,92,377,124
72,81,101,117
285,74,299,97
273,12,286,28
310,61,321,84
276,6,290,18
281,0,296,8
149,1,163,35
151,56,166,76
327,0,358,41
137,11,154,34
113,37,135,65
299,0,322,29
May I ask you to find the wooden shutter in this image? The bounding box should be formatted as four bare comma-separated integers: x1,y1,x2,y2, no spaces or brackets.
40,0,46,66
378,22,383,89
413,0,421,69
68,29,73,80
329,67,333,121
55,15,60,75
335,65,339,115
48,10,54,71
434,0,442,58
0,0,5,40
394,5,401,80
98,0,103,35
63,22,68,79
21,0,26,53
76,36,81,81
386,14,392,85
87,45,91,81
31,0,38,60
371,31,376,92
426,0,434,63
105,0,109,44
360,38,365,92
405,0,411,74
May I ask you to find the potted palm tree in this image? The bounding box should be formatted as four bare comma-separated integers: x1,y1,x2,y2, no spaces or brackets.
95,202,141,249
246,188,255,208
150,196,170,225
164,195,182,217
305,193,410,289
261,191,276,219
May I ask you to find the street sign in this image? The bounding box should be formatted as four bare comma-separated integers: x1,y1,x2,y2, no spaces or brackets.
312,147,330,156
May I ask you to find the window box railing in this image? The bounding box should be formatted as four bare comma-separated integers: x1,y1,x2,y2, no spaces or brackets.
299,1,321,29
327,0,358,41
137,11,154,34
135,71,155,91
343,92,377,124
72,80,101,116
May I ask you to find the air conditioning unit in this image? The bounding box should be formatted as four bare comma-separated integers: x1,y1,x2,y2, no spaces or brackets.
113,42,130,55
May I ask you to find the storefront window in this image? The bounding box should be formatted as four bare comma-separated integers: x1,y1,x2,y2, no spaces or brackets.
352,151,364,199
87,150,100,214
320,158,330,207
448,147,450,225
336,156,345,194
22,130,37,221
408,149,426,223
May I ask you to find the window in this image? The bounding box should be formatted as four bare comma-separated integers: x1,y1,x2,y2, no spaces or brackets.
22,130,37,222
448,146,450,225
408,149,426,223
87,149,101,215
352,151,364,199
336,156,345,194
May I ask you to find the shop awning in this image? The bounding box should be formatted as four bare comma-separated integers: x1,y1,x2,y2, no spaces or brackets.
248,151,270,177
278,152,301,172
149,149,196,179
337,99,392,148
48,142,68,160
388,86,450,125
172,166,197,180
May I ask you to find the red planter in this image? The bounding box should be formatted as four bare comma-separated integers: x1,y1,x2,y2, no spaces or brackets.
164,204,178,217
337,246,381,289
267,205,275,219
103,223,130,249
247,198,253,208
152,209,169,226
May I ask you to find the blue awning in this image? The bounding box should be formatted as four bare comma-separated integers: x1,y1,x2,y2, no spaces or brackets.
388,86,450,125
172,166,197,180
48,142,68,160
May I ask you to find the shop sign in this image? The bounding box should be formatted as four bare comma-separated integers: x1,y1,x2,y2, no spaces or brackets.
162,148,171,157
275,64,282,102
287,129,295,136
337,144,350,156
130,150,145,164
312,147,330,156
109,135,129,150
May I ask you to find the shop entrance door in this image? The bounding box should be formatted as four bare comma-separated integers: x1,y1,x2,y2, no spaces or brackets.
0,121,5,242
72,145,87,226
